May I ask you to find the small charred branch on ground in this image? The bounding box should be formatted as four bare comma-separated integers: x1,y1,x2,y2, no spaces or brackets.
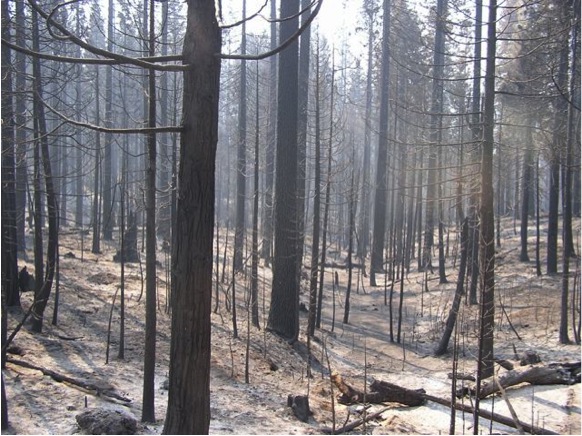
320,406,391,434
422,392,559,435
448,372,475,381
6,357,131,403
458,362,581,399
331,371,425,406
495,358,514,370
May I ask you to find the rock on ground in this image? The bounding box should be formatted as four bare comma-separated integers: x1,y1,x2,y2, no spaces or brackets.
76,408,137,435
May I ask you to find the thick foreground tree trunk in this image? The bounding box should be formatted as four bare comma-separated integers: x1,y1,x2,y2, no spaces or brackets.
163,1,221,434
268,0,301,342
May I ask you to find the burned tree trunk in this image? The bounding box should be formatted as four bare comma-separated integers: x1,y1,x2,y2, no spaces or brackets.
435,218,468,356
113,212,139,263
470,363,581,399
331,372,425,406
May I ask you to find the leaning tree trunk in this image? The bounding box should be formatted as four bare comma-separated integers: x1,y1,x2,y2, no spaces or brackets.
31,9,59,334
435,218,468,356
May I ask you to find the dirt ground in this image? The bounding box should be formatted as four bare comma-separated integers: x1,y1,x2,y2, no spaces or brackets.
2,217,581,435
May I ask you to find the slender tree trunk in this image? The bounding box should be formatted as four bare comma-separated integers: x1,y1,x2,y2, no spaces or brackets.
14,0,27,253
547,154,560,274
296,0,312,273
370,0,392,287
358,1,376,262
33,121,44,298
92,68,102,255
157,0,171,241
535,154,542,277
435,219,468,356
343,167,357,324
119,154,127,359
316,59,335,330
468,0,482,306
423,0,448,274
31,9,59,334
476,0,497,382
102,0,114,241
308,44,322,337
1,0,20,308
261,0,277,265
234,0,247,273
547,37,569,274
142,0,157,422
519,123,534,262
562,8,578,260
250,61,260,329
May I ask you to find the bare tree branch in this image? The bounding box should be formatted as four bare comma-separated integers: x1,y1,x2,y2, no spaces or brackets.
220,0,269,29
26,0,189,71
43,97,183,134
220,0,323,60
2,38,185,68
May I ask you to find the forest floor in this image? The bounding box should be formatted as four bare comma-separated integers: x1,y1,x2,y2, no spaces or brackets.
2,216,581,435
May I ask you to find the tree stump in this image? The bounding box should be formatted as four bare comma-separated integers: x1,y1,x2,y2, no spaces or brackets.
287,394,311,422
519,350,541,366
113,212,139,263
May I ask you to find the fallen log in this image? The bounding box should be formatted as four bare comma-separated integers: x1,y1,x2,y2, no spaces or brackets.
331,371,425,406
460,362,581,399
7,357,131,403
369,380,425,407
423,393,558,435
330,371,559,435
